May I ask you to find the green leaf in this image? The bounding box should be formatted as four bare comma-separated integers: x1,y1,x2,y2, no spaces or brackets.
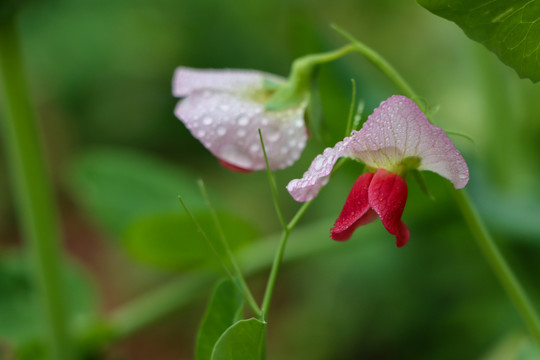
123,212,258,270
196,279,244,360
211,318,266,360
417,0,540,82
67,147,205,236
0,253,98,347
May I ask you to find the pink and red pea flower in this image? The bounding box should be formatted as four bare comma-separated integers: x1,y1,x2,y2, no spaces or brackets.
173,68,469,247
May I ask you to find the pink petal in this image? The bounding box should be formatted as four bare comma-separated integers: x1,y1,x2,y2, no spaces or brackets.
368,169,410,247
175,90,307,171
342,95,469,189
172,67,283,97
286,137,355,202
331,173,378,241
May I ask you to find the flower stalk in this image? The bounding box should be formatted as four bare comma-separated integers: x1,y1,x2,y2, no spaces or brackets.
333,27,540,344
0,16,72,359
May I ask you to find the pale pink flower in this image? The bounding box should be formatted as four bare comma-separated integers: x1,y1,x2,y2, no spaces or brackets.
287,95,469,247
173,67,308,171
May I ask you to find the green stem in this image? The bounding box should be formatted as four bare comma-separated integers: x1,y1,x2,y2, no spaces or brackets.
260,200,314,320
452,189,540,343
259,129,287,230
0,17,72,360
197,180,262,317
265,44,357,111
345,79,357,137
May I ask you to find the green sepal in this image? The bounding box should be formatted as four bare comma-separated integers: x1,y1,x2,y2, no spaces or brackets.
265,45,355,111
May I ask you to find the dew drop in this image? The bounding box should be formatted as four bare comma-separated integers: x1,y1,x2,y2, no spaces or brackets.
249,143,260,154
219,104,230,111
314,156,325,170
197,129,206,137
203,116,213,125
217,126,227,136
237,128,246,137
238,116,249,126
295,119,304,128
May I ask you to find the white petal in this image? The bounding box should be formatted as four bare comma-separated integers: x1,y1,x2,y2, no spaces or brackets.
175,90,307,171
342,95,469,188
287,95,469,202
172,67,284,97
286,137,353,201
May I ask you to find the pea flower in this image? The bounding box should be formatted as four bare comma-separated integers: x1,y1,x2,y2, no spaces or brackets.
287,95,469,247
173,67,308,171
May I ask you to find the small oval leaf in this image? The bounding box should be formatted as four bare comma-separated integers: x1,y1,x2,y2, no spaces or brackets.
196,279,244,360
211,318,266,360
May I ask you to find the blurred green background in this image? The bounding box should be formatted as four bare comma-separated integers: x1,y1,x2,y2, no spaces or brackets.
2,0,540,359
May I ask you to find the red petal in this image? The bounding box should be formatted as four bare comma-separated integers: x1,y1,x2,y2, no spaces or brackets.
218,159,253,173
368,169,410,247
331,173,377,241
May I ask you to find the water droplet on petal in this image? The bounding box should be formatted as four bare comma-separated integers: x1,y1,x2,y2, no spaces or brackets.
314,156,325,170
217,126,227,136
238,116,249,126
249,143,260,154
203,116,213,125
219,104,230,111
237,128,246,137
197,130,206,137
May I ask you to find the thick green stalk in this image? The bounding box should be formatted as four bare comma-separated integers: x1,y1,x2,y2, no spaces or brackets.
0,17,72,359
452,189,540,343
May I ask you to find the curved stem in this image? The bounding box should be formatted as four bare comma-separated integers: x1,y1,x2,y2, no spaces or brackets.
452,189,540,343
0,17,72,359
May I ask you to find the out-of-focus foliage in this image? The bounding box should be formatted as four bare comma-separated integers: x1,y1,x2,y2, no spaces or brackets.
123,212,258,271
67,147,206,237
417,0,540,82
1,0,540,359
0,253,97,355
